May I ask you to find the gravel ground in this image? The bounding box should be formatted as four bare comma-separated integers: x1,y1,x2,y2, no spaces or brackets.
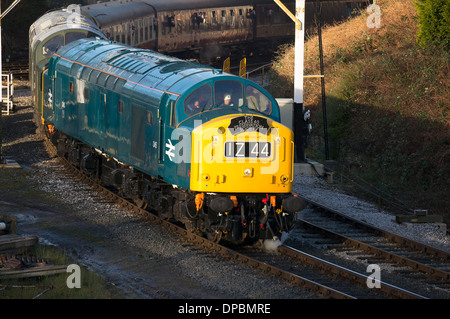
292,176,450,253
1,86,317,299
1,84,448,300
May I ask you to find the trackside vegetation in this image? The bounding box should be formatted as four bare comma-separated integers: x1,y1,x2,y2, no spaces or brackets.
269,0,449,220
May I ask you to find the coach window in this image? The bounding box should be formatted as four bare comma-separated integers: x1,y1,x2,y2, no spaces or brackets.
239,9,245,28
144,19,149,41
220,10,227,30
139,19,143,44
215,81,243,107
200,12,207,31
273,7,283,24
229,10,236,28
42,35,63,56
211,11,218,30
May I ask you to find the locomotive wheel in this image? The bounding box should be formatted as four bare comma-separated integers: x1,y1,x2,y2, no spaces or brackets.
133,196,148,209
185,220,202,236
206,229,222,243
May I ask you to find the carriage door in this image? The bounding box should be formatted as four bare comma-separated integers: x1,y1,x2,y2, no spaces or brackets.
158,93,177,166
131,103,147,165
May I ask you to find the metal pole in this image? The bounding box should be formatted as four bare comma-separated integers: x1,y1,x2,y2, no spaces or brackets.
316,0,329,161
293,0,306,162
293,0,305,106
0,0,21,164
0,1,3,164
274,0,307,162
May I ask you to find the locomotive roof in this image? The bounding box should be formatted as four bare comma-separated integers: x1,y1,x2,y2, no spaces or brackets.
52,38,220,97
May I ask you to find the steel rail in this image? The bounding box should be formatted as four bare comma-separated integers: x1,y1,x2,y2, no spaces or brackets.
297,218,450,283
279,245,428,299
297,195,449,260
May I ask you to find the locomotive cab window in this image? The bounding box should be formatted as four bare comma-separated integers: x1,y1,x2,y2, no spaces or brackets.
65,32,86,45
246,85,272,115
185,84,212,115
214,81,243,107
42,35,63,56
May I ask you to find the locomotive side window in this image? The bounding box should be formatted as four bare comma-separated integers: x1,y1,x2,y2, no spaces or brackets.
185,85,212,115
214,81,243,107
118,100,124,114
146,110,153,125
83,87,90,101
245,85,272,115
69,82,74,94
169,101,176,127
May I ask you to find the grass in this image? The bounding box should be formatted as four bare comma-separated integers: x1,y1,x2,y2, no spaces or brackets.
0,244,123,299
268,0,449,219
0,169,124,299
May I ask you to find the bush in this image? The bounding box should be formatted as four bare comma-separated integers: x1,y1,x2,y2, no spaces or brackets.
415,0,450,49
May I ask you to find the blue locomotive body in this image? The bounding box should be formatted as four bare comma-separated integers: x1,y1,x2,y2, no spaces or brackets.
44,38,282,191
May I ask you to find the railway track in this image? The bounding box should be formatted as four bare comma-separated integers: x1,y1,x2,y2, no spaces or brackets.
39,132,449,299
3,62,29,78
287,197,450,298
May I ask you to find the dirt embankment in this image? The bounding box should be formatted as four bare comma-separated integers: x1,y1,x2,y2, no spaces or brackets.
269,0,449,220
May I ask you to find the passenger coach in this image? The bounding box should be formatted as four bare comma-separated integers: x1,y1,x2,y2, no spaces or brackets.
29,5,106,118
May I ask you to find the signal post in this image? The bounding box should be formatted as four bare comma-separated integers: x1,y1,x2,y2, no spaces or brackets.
273,0,311,163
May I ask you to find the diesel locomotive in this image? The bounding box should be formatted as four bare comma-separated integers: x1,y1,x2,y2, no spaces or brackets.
37,38,305,243
29,2,309,244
